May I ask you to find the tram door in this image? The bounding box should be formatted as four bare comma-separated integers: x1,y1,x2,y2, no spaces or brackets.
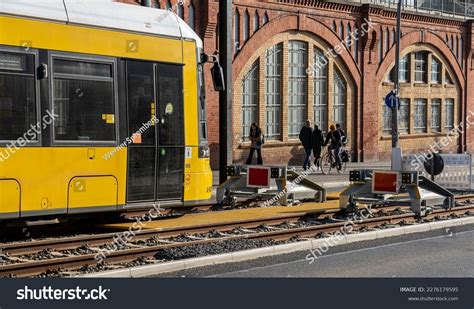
126,61,184,203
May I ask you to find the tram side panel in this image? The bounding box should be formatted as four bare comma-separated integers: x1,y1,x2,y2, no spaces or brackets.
0,16,212,219
182,41,212,204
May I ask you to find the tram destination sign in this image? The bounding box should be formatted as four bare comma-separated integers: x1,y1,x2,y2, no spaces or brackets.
0,52,25,72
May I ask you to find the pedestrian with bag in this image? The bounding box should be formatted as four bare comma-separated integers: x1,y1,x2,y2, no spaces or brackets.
312,124,324,171
245,123,264,165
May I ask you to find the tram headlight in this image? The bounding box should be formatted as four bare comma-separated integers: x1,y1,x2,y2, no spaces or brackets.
198,145,210,158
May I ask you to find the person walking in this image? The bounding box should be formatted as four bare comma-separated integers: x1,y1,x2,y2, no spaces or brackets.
299,120,313,170
245,123,263,165
312,124,324,171
323,124,342,170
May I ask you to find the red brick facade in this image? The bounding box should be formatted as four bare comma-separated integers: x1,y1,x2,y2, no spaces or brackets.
120,0,474,169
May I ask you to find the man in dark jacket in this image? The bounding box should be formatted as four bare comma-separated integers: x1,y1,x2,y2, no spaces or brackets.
323,124,342,170
312,124,324,170
336,123,347,146
299,120,313,170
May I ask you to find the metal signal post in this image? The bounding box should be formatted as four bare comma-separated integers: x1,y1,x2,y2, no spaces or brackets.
391,0,403,171
218,0,233,184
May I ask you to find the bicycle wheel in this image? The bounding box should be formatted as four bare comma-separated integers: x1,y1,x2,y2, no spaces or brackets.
337,161,347,174
320,153,332,175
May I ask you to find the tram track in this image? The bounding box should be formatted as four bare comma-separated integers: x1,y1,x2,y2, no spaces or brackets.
0,200,472,278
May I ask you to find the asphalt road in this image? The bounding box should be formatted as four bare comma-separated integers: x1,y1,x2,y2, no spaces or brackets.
214,229,474,278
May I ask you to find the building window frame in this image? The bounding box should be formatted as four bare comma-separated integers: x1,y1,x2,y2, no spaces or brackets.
445,98,455,130
333,68,346,131
287,40,308,139
241,61,259,142
414,51,428,83
431,98,441,132
313,48,328,133
431,56,441,84
264,43,282,141
414,98,427,133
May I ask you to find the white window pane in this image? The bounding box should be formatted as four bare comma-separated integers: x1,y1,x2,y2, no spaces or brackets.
265,43,282,140
288,41,307,139
242,61,259,141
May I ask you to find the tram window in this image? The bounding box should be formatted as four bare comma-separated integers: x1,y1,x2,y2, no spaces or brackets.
157,64,184,146
127,61,155,145
52,58,116,142
0,51,37,141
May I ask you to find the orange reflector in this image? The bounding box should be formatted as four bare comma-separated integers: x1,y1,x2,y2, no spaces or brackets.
372,171,399,194
247,167,271,188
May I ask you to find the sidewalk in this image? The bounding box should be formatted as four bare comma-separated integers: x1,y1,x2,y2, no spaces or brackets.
212,161,391,187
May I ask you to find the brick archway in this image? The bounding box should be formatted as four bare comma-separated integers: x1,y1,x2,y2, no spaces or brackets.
232,13,361,89
375,30,465,88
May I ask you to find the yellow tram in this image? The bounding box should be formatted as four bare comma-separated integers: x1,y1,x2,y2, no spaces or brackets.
0,0,213,220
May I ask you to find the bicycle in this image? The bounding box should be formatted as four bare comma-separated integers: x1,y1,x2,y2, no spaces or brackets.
320,145,347,175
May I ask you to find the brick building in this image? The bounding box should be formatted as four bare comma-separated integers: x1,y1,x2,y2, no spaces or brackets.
121,0,474,169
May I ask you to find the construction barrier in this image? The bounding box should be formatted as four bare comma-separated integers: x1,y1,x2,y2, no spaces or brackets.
403,153,472,190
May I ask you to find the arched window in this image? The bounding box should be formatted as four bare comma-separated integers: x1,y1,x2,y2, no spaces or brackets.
333,69,346,130
243,10,250,42
391,28,396,47
288,41,308,138
188,3,195,30
332,21,337,33
263,12,269,25
313,48,328,133
265,43,282,140
234,10,240,53
339,21,344,39
242,61,259,141
253,11,259,32
384,28,389,55
177,2,184,18
460,37,463,68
